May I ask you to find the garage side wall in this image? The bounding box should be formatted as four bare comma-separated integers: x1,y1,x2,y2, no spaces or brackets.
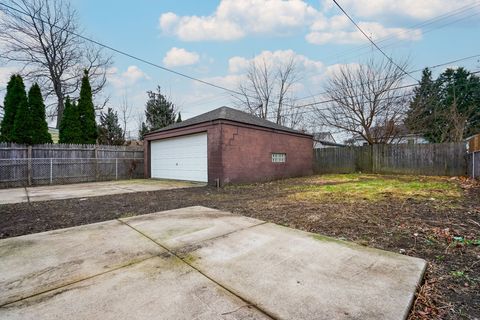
219,123,313,184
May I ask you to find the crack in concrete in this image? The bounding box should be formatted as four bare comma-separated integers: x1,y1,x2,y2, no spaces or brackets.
117,219,277,320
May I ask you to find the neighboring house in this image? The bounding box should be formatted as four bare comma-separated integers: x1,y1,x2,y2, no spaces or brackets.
143,106,313,185
344,125,428,146
466,133,480,153
312,132,345,148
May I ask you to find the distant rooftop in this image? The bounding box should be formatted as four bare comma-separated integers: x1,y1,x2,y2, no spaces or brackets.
145,106,311,136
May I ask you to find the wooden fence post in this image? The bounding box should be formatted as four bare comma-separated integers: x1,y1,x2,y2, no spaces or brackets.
27,145,32,186
94,146,99,181
50,158,53,184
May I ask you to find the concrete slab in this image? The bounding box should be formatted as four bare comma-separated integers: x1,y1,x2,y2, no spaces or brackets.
0,188,28,205
0,206,426,319
181,222,427,320
0,220,163,306
120,206,265,249
0,179,201,204
1,256,269,320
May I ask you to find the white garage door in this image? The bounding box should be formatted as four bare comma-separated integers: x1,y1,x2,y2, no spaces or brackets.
150,132,208,182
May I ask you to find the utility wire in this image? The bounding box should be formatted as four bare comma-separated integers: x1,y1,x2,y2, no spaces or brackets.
321,2,480,66
0,2,249,98
274,69,480,118
294,53,480,103
331,0,418,82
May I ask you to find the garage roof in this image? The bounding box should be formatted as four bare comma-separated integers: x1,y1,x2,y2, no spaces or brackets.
146,106,311,136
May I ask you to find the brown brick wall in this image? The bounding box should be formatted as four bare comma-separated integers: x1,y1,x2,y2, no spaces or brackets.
218,123,313,184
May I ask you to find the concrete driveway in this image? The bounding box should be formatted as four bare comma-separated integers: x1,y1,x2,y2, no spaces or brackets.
0,179,202,205
0,206,426,320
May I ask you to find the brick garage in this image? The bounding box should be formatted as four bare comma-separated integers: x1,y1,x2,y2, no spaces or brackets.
144,107,313,185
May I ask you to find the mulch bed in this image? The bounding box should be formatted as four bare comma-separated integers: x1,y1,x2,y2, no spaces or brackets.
1,176,479,320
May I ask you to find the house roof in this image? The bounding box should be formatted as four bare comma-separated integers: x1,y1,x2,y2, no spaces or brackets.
348,124,424,142
313,132,335,142
145,106,311,136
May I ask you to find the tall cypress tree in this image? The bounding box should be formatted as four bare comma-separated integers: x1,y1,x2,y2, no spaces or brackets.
28,84,52,144
176,112,182,123
59,97,83,144
0,75,27,142
77,70,97,144
11,96,34,144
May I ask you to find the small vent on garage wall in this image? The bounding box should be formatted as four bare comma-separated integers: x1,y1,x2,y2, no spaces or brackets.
272,153,286,163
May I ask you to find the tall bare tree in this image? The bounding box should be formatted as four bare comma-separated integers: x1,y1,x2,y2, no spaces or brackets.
314,58,410,145
0,0,112,128
118,94,133,140
234,56,303,129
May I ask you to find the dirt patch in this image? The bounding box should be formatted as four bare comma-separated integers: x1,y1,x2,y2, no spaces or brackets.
0,174,479,319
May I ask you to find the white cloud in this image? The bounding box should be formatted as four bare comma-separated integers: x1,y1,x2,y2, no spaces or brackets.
159,0,320,41
228,50,323,74
158,0,427,45
107,65,149,89
163,47,200,67
306,19,422,45
320,0,478,21
197,74,247,92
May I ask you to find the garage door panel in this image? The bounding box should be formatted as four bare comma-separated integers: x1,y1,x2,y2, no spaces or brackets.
150,133,208,182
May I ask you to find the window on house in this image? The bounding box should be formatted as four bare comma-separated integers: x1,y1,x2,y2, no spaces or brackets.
272,153,286,163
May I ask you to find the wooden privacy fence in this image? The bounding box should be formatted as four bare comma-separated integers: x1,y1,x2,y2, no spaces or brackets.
0,143,144,188
468,134,480,179
314,143,467,176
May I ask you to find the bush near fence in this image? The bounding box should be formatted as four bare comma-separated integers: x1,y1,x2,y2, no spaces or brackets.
0,143,144,188
314,142,467,176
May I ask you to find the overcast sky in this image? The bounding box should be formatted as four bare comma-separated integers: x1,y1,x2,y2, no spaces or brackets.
1,0,480,138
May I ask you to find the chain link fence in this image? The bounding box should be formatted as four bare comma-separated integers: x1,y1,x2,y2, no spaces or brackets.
0,158,144,188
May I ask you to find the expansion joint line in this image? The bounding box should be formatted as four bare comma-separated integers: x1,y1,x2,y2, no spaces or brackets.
116,219,277,320
24,187,30,203
0,256,156,308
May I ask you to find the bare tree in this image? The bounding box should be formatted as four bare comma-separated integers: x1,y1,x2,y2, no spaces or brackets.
314,58,410,145
0,0,112,127
118,93,133,140
234,56,303,128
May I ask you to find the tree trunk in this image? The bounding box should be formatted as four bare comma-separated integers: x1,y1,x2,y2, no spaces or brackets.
55,97,65,129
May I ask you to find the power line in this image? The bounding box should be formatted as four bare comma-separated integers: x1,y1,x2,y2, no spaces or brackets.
294,53,480,103
320,2,480,66
276,69,480,118
335,11,480,67
331,0,418,82
0,2,249,98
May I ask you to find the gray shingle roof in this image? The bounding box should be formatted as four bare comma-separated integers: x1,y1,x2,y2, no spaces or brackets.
145,106,311,136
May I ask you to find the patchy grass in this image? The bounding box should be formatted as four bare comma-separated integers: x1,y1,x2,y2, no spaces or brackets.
287,174,462,202
1,173,478,320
